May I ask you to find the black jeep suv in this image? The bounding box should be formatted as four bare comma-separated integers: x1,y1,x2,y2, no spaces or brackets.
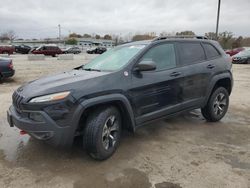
7,36,233,160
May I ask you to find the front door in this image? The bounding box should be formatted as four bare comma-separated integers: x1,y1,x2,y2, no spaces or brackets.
129,42,184,125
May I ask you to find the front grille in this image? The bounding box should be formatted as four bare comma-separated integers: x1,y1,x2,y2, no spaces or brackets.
12,91,24,111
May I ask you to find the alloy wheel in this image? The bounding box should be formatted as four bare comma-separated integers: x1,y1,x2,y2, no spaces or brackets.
102,115,119,150
213,92,227,116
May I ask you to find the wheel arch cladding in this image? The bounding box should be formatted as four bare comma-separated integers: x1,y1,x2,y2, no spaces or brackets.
205,73,232,105
213,77,232,95
74,94,136,134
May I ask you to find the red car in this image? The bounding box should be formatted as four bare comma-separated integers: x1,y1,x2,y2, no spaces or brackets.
225,47,245,56
0,45,15,55
0,58,15,79
31,45,62,57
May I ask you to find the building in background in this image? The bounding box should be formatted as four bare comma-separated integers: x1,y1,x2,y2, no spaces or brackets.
11,38,114,48
12,38,63,47
76,38,114,48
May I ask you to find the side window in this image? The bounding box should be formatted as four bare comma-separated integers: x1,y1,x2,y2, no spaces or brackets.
179,42,205,65
140,43,176,71
203,43,220,59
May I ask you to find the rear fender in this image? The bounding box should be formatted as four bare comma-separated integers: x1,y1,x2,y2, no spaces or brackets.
204,72,233,106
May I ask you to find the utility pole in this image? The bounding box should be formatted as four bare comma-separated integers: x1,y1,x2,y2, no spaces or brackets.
58,24,61,41
215,0,221,40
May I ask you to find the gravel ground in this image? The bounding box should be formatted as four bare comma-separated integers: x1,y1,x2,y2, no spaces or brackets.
0,54,250,188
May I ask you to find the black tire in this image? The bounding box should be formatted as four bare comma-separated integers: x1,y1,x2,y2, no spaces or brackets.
84,106,122,160
247,58,250,64
201,87,229,122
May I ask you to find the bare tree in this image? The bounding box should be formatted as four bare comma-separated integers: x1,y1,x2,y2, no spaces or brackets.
176,30,196,36
132,32,156,41
82,33,91,38
0,33,9,42
69,33,82,38
205,32,217,40
0,30,17,43
4,30,17,42
218,31,234,49
103,34,112,40
95,34,101,39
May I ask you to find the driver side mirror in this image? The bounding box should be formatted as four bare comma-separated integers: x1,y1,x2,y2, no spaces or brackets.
134,60,156,72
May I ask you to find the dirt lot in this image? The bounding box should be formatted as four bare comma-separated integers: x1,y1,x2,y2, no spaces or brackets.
0,54,250,188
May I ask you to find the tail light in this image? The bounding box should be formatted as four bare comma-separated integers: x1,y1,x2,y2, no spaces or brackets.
8,60,13,69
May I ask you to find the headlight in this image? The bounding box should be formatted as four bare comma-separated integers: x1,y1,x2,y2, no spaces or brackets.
29,91,70,103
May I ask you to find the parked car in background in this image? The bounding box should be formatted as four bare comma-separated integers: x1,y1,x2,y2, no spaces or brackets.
0,58,15,79
63,47,81,54
0,45,15,55
226,47,245,56
29,46,38,53
232,49,250,64
15,45,31,54
31,45,62,57
87,46,107,54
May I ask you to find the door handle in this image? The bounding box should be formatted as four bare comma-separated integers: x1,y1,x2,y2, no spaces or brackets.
170,72,181,77
207,64,215,69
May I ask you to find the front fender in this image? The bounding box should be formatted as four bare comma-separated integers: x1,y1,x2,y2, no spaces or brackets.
70,93,136,137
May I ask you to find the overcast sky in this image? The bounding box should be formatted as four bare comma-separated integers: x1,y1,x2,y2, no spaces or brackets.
0,0,249,39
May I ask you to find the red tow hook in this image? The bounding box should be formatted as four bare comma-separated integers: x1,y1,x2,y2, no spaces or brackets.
20,130,27,135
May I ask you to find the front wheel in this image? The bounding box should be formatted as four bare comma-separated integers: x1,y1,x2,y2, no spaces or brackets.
201,87,229,122
84,106,122,160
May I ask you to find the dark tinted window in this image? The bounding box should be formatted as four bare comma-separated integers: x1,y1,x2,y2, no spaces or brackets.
179,42,205,65
46,47,51,50
140,43,176,70
203,43,220,59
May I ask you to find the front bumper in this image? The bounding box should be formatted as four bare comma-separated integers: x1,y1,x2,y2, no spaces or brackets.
232,59,248,64
7,105,74,147
2,70,15,78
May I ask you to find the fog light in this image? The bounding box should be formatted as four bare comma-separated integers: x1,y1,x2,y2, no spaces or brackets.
29,112,44,122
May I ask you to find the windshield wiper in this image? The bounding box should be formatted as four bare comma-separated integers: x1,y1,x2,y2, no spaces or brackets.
83,68,101,72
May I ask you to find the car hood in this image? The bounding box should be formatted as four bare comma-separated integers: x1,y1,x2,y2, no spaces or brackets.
233,51,250,58
17,69,111,99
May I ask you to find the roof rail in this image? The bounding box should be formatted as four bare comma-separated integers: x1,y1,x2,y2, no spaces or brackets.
153,35,208,41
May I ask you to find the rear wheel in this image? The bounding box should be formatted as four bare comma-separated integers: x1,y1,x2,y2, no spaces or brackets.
201,87,229,122
84,106,122,160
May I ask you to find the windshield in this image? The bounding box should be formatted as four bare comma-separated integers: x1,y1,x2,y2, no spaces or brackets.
36,46,43,50
84,44,145,71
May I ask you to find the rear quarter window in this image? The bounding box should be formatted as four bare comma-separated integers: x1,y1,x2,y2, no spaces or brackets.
203,43,221,59
178,42,205,65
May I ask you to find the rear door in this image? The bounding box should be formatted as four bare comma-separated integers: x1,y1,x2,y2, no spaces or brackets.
177,41,215,109
129,42,184,124
43,46,49,55
49,47,55,56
